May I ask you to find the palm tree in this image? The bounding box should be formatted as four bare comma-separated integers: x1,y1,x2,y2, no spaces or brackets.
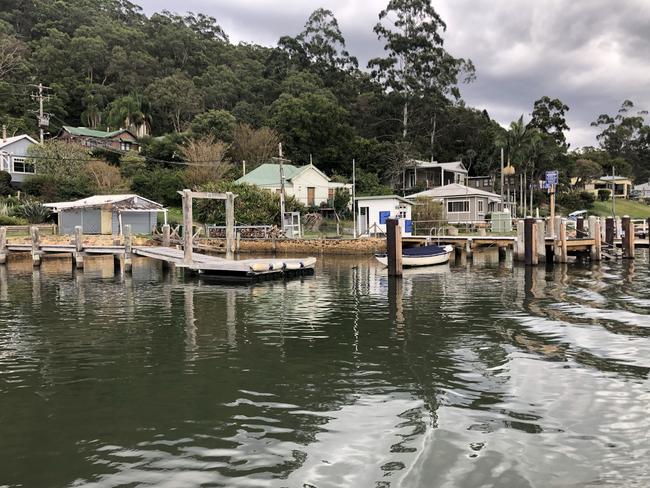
107,94,152,137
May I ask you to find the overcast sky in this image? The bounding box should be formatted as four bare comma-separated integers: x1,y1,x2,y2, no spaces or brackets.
138,0,650,149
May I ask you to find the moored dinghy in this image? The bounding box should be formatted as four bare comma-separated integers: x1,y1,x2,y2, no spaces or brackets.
375,244,454,267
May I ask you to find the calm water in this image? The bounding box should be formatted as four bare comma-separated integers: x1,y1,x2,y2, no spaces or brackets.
1,251,650,488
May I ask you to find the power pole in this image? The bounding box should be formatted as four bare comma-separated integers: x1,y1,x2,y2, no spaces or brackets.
30,83,51,144
352,158,357,238
272,143,288,233
611,165,616,217
500,147,504,211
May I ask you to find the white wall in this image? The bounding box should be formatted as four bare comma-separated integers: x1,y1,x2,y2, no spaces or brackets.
357,198,412,236
0,138,36,183
258,167,352,207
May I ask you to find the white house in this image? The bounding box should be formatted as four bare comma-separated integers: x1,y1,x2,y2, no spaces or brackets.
400,160,468,191
632,181,650,199
0,133,38,184
408,183,501,224
235,163,351,207
356,195,414,237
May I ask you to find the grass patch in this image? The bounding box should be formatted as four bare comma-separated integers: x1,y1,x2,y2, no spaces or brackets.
591,200,650,219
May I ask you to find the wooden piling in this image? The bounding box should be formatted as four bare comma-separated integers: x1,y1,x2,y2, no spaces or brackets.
465,238,473,260
225,191,235,259
576,217,586,238
524,217,536,266
605,217,614,247
558,219,568,263
30,226,41,267
515,220,525,261
0,227,6,264
123,224,133,272
386,218,402,277
621,215,634,259
615,217,622,240
498,245,507,261
589,216,601,261
73,225,84,269
236,231,241,253
182,189,193,266
162,224,170,247
536,220,546,263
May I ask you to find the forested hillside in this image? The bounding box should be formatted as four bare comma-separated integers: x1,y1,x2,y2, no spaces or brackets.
1,0,649,191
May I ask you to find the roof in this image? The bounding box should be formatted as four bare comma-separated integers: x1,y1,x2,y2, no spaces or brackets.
235,163,331,186
597,175,631,182
44,194,164,211
634,182,650,190
355,195,413,205
61,126,136,139
407,159,467,173
0,134,39,150
407,183,502,202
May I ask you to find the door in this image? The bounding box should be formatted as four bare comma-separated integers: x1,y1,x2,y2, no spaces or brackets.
307,187,315,206
359,207,369,234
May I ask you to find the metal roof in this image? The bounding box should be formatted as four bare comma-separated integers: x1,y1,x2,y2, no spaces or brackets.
235,163,330,186
407,183,501,202
355,195,413,205
61,126,135,139
0,134,39,150
407,160,468,173
44,194,164,211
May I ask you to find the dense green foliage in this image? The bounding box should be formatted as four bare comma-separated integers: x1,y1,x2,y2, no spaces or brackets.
194,182,303,225
0,171,13,196
0,0,648,211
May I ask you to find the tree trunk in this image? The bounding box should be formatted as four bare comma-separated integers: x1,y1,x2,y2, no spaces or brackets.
402,100,408,139
430,113,437,161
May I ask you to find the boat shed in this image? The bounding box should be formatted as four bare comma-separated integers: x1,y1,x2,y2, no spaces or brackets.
44,194,166,235
356,195,413,236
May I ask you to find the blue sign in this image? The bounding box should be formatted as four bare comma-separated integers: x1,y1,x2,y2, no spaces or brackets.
404,220,413,233
379,211,390,225
545,170,559,186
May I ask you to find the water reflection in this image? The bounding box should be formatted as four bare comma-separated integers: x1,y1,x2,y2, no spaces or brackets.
0,252,649,487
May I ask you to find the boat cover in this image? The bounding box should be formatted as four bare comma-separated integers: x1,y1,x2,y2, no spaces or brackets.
402,245,449,256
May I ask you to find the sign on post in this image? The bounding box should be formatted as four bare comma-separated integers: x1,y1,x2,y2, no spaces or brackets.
545,170,559,187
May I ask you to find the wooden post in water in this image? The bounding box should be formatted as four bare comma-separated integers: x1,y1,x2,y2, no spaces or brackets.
515,220,525,261
30,226,41,267
225,191,235,259
536,220,546,263
182,189,193,266
73,225,84,269
123,224,133,272
605,217,614,248
498,245,507,262
615,217,622,240
386,218,402,277
236,231,241,253
589,216,601,261
558,219,568,263
524,217,537,266
465,238,473,260
576,217,585,238
621,215,634,259
162,224,170,247
0,226,6,264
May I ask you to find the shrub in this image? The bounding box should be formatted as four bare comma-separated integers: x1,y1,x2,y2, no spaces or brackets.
21,174,94,202
412,197,444,223
130,168,185,207
0,171,12,196
119,152,147,179
0,215,27,225
598,189,611,201
557,191,595,212
14,201,52,224
194,182,303,225
83,160,128,193
332,188,350,217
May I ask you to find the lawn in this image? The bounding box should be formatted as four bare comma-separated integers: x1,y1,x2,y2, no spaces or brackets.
591,199,650,219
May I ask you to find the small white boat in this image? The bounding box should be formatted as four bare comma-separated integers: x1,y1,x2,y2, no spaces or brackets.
375,244,454,267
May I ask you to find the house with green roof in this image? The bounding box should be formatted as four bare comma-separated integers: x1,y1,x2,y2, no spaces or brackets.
57,126,140,152
235,163,351,207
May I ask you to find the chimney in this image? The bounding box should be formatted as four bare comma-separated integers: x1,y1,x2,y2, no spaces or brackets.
2,125,6,143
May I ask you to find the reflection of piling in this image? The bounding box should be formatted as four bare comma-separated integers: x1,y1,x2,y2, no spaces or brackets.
386,218,402,277
622,215,635,259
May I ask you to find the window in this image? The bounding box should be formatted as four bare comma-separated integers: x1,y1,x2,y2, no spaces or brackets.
447,200,469,213
12,157,35,174
328,188,334,200
483,179,490,187
477,200,484,213
407,172,416,188
120,141,132,151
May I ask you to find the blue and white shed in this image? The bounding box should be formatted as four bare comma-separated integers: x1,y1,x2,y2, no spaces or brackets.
355,195,413,237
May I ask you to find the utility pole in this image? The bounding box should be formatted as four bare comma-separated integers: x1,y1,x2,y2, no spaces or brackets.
611,165,616,217
30,83,51,144
500,147,504,211
272,143,288,234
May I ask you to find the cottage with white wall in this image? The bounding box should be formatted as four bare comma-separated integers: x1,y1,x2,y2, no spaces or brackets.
408,183,501,224
0,132,38,184
235,163,351,207
356,195,413,236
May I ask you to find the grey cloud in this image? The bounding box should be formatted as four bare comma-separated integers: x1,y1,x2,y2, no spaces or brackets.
138,0,650,148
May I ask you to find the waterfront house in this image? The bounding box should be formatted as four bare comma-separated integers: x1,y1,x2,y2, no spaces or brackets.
399,160,468,192
468,175,494,191
580,175,633,199
0,133,38,184
235,163,352,207
44,194,166,235
407,183,502,224
57,126,140,152
355,195,413,237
